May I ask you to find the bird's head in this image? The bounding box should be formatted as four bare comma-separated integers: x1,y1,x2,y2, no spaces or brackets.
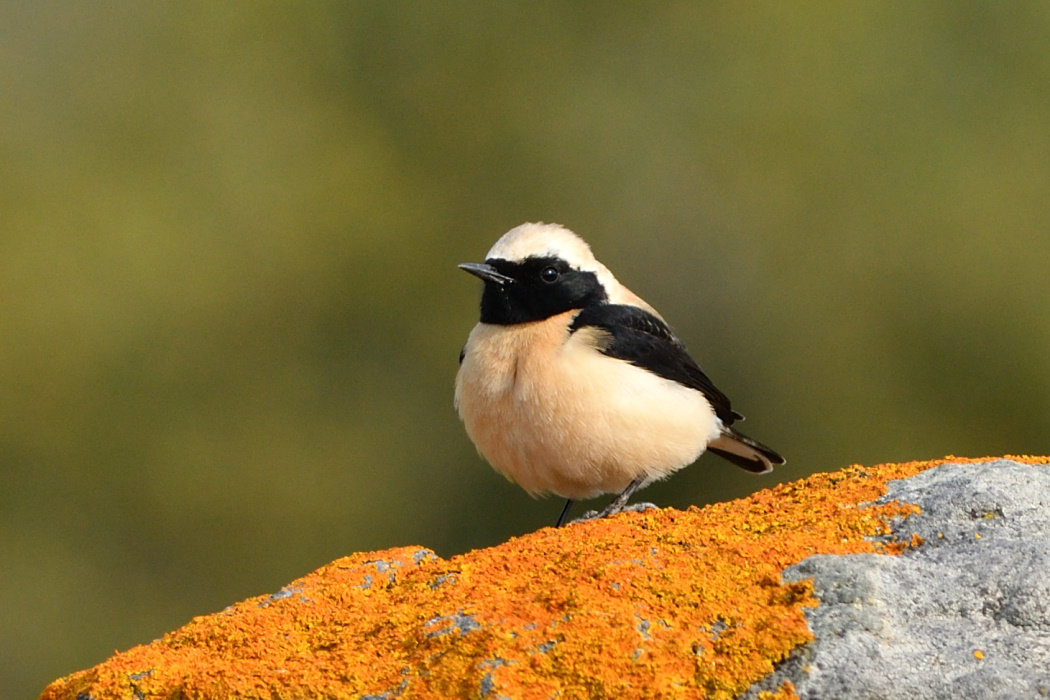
459,223,618,325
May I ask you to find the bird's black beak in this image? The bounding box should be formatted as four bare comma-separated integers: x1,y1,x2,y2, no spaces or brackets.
458,262,515,286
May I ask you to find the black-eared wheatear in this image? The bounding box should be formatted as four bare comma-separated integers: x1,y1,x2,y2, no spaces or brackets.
455,222,784,526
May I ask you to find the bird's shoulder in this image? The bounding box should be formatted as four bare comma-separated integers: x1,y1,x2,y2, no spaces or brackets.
569,304,741,424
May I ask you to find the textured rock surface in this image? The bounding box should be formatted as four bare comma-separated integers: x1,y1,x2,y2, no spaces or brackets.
749,459,1050,699
37,456,1050,700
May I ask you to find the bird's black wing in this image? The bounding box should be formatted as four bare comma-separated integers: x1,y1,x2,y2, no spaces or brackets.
569,304,741,425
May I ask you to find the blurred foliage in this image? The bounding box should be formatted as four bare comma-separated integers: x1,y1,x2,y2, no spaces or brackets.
3,2,1050,697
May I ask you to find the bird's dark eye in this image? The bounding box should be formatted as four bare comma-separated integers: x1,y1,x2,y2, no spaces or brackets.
540,266,560,283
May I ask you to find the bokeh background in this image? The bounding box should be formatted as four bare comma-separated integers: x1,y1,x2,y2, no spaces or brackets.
4,2,1050,696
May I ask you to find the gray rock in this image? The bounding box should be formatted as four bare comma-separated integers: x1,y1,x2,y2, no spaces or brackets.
747,459,1050,699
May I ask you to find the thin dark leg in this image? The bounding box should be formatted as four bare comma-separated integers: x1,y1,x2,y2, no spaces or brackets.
555,499,575,528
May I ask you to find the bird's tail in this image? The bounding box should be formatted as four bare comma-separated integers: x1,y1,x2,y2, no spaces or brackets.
707,428,785,474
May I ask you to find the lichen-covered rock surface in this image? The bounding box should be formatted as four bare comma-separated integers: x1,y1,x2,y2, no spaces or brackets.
39,456,1049,700
746,458,1050,700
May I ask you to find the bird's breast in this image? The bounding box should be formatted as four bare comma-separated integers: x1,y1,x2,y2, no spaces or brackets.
455,313,719,499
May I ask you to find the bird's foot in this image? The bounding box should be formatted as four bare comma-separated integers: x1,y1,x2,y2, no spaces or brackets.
621,501,658,514
570,501,658,524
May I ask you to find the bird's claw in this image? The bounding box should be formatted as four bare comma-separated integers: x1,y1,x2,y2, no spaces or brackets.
569,501,658,525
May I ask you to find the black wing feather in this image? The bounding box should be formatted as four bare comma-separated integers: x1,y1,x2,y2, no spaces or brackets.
570,304,740,425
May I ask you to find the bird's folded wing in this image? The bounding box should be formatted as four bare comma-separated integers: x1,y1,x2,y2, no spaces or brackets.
569,304,741,426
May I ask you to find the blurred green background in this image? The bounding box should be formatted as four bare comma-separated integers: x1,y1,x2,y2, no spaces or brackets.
4,2,1050,697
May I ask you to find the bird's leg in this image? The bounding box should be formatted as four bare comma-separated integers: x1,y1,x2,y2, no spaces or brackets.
555,499,575,528
570,476,655,524
598,476,647,518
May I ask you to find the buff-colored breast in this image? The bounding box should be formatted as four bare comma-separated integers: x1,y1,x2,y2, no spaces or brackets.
455,312,720,499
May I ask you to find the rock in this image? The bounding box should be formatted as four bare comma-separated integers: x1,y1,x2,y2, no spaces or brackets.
38,456,1050,700
749,459,1050,699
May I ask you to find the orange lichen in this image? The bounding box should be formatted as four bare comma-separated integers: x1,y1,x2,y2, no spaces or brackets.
758,681,799,700
39,455,1050,700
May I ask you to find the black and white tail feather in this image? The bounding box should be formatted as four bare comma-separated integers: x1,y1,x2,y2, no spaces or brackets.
708,428,782,474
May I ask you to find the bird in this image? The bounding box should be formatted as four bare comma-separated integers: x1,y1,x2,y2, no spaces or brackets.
454,222,784,527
